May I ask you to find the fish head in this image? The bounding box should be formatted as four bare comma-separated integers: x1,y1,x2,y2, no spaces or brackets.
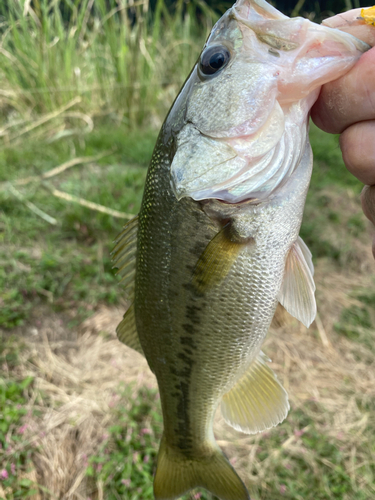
169,0,369,204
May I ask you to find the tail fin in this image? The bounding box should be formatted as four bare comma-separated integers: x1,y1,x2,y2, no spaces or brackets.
154,434,250,500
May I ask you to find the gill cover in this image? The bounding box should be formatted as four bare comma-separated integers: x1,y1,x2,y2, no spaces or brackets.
170,0,369,204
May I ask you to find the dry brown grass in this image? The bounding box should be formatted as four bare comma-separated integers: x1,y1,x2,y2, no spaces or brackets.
2,231,374,499
2,306,154,500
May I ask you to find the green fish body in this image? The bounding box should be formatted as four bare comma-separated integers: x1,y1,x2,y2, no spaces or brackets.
113,1,369,499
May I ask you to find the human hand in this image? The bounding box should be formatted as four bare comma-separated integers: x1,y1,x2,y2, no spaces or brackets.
311,8,375,258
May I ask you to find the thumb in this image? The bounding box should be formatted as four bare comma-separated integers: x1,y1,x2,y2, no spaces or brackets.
322,7,375,47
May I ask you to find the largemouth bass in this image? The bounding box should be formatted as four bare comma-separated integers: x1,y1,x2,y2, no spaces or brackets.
112,1,369,499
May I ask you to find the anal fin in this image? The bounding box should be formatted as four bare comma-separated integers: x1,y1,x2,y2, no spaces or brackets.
221,352,289,434
278,236,316,328
116,303,144,356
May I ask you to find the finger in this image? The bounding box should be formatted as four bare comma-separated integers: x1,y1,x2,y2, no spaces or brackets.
339,120,375,185
310,46,375,134
361,185,375,258
322,8,375,47
361,185,375,225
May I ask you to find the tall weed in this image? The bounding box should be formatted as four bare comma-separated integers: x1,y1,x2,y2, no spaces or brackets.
0,0,215,132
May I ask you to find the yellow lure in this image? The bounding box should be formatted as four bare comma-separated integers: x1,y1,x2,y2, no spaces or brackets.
361,6,375,26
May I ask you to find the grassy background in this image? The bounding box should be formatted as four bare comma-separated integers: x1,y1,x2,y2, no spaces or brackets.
1,1,374,499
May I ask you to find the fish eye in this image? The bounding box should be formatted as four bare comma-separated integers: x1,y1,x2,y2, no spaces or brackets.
199,45,231,77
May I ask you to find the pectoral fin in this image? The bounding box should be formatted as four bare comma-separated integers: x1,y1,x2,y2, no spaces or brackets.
111,215,138,301
116,303,144,356
278,237,316,328
192,226,247,294
296,235,314,276
221,352,289,434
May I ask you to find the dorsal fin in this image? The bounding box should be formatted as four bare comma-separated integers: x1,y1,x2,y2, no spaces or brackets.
278,237,316,328
221,352,289,434
112,216,143,355
116,303,144,355
112,215,138,300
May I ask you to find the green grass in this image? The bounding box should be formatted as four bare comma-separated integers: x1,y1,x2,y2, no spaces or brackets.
85,386,162,500
300,123,367,265
308,124,363,193
248,407,375,500
0,123,155,327
0,352,38,499
334,299,374,351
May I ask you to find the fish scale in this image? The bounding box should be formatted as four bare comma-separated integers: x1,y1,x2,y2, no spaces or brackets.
113,1,371,499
